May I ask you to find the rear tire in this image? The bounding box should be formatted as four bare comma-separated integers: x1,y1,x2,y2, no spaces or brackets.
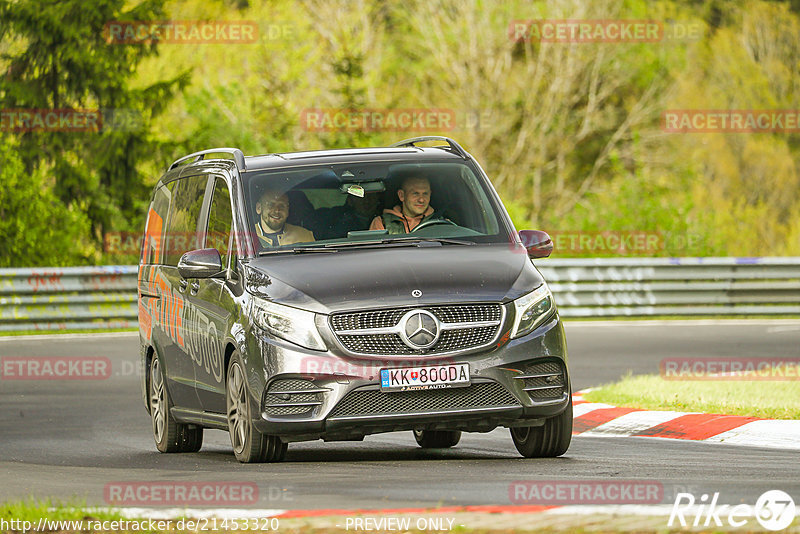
149,354,204,453
510,398,572,458
413,429,461,448
226,352,287,463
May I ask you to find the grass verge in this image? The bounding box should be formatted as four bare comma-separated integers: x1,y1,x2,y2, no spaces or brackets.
0,498,133,524
583,373,800,419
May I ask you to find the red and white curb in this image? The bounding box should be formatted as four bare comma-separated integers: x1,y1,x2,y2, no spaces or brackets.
572,393,800,450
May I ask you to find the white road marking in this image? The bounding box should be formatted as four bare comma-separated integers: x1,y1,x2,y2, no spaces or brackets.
572,402,616,418
544,504,677,515
704,420,800,450
581,410,690,437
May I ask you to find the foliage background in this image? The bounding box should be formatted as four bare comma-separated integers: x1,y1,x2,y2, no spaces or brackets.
1,0,799,266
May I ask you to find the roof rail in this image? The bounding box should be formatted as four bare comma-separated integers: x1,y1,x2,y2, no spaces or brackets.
390,136,469,159
168,148,246,172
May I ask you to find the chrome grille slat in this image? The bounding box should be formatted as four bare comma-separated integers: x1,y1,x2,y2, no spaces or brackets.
268,388,329,395
268,379,321,391
263,401,322,407
513,373,562,380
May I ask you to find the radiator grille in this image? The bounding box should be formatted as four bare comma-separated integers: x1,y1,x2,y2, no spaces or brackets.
330,304,503,356
329,381,519,419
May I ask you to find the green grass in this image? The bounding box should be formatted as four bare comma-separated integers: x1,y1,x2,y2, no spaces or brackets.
1,498,129,523
583,374,800,419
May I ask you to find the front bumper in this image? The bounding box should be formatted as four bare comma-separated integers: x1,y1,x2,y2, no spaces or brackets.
249,314,570,442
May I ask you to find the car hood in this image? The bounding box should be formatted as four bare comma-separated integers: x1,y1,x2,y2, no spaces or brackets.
244,243,545,314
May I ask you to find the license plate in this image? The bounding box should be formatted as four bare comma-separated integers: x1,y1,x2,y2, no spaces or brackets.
380,362,470,392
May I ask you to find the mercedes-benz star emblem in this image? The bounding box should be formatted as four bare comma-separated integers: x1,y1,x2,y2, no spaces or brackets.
411,289,423,298
399,310,440,350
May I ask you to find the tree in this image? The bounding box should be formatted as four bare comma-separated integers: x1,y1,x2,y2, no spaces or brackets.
0,0,190,258
0,137,93,266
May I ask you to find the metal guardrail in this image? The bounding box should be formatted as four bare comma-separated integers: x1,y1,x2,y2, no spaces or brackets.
1,258,799,331
0,266,138,332
538,257,800,317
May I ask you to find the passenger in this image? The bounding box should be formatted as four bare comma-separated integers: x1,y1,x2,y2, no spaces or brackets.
369,176,435,234
314,192,380,240
254,189,315,247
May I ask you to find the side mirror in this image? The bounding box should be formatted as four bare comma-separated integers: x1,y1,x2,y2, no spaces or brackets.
178,248,224,279
519,230,553,259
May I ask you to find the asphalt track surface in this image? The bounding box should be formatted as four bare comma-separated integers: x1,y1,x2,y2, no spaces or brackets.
0,320,798,511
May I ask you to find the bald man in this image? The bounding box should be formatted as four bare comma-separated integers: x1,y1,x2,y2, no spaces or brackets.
369,176,436,234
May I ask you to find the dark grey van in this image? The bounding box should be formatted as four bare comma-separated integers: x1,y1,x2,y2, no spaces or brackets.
138,136,571,462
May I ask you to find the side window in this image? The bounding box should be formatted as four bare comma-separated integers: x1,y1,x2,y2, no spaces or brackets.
206,177,233,265
141,182,173,265
163,175,209,266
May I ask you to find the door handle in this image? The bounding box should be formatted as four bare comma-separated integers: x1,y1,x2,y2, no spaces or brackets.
190,281,200,295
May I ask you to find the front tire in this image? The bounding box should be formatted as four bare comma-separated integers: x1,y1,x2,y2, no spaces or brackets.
149,354,203,453
413,429,461,448
510,398,572,458
226,352,287,463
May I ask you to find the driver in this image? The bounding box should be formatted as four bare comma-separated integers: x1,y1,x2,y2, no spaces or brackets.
369,176,436,234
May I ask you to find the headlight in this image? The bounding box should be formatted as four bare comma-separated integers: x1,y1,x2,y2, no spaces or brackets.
252,298,326,351
510,284,555,339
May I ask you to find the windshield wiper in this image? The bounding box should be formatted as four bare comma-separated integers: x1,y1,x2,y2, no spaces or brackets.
258,246,338,256
323,239,416,249
258,238,477,255
390,237,476,246
323,237,476,249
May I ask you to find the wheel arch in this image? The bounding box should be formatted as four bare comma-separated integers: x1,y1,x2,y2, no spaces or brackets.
143,344,156,415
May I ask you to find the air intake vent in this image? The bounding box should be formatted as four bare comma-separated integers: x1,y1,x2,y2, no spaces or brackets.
513,360,566,400
263,379,328,416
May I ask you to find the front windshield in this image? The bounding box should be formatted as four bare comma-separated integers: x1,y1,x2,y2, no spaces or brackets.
242,160,510,254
